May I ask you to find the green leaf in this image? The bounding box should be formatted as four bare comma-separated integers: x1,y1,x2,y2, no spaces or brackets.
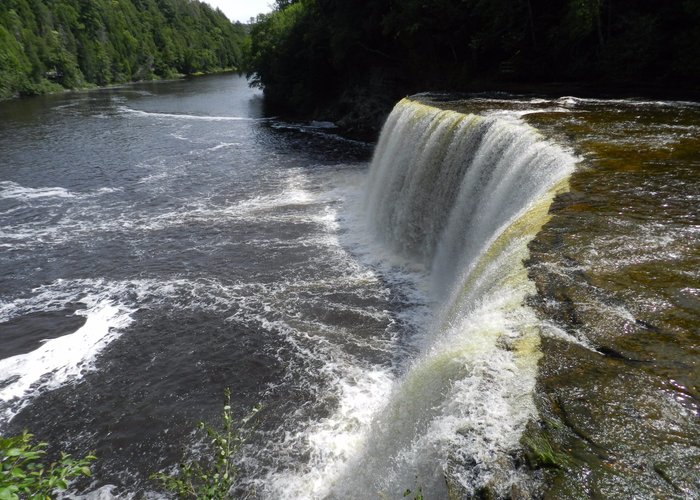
0,487,17,500
10,468,26,479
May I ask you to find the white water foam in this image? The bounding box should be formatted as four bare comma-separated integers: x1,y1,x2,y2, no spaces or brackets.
540,322,598,351
261,98,578,498
260,363,394,499
118,106,266,122
0,181,75,200
0,181,121,203
0,301,133,424
484,107,573,119
0,169,327,249
199,167,435,499
555,95,700,108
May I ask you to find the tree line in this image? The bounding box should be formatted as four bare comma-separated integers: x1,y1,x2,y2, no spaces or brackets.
0,0,247,99
247,0,700,131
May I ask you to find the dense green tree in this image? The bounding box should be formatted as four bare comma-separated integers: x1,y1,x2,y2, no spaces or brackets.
247,0,700,132
0,0,247,98
0,25,31,96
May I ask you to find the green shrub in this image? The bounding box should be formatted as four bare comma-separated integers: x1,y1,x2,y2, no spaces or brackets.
151,389,260,499
0,431,95,500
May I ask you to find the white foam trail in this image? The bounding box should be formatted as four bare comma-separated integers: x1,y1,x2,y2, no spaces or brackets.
555,96,700,108
0,301,133,424
0,182,120,204
0,181,75,200
540,322,598,351
93,187,121,195
118,106,265,122
208,142,240,151
484,107,572,119
168,132,191,141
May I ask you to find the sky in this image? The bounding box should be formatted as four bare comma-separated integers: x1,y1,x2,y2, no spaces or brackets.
204,0,274,24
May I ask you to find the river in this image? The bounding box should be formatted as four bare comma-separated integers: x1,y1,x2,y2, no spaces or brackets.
0,74,698,498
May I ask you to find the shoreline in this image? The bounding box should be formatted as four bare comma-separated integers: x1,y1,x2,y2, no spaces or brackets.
0,68,241,103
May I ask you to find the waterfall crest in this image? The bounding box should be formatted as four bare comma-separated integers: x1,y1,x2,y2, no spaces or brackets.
337,98,576,497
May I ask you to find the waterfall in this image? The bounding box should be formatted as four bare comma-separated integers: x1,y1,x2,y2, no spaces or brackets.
334,99,576,497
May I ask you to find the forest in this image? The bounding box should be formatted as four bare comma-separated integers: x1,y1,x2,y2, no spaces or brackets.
0,0,247,99
247,0,700,132
3,1,699,127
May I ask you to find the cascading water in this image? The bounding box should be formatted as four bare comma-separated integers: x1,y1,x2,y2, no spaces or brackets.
332,99,577,497
3,75,696,498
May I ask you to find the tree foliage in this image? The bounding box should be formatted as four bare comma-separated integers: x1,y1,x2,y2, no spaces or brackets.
0,0,247,98
0,431,95,500
247,0,700,125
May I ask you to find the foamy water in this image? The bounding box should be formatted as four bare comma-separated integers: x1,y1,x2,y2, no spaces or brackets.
0,301,133,423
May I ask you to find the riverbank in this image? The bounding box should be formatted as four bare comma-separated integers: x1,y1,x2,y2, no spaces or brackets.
0,68,241,102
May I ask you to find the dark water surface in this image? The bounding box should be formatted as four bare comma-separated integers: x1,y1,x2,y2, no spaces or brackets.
0,74,408,496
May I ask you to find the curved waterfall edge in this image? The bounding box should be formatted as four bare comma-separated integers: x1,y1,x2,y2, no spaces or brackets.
349,98,577,497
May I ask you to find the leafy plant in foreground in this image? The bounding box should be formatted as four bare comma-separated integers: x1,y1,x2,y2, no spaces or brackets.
0,431,95,500
151,389,260,499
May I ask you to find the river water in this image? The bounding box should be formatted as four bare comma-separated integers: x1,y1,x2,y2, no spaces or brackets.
0,75,698,498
